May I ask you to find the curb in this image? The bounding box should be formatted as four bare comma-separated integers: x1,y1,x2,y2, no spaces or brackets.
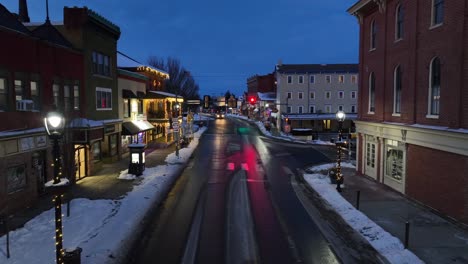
296,170,391,264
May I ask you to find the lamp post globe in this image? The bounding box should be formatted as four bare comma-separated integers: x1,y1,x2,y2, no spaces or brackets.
336,110,346,122
44,111,65,137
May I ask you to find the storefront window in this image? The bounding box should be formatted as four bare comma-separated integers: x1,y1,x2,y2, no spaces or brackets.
7,164,26,193
385,140,404,181
92,141,101,162
110,134,117,156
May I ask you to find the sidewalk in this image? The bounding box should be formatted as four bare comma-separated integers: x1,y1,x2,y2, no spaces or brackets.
237,115,468,263
1,142,177,237
303,165,468,264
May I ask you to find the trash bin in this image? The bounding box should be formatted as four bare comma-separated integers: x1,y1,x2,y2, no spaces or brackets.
63,247,82,264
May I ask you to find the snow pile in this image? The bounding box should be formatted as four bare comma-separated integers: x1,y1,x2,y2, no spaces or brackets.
117,169,136,180
303,162,424,264
0,127,207,264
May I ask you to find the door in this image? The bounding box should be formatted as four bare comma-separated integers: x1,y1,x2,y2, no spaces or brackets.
74,145,86,180
33,151,47,195
364,140,377,180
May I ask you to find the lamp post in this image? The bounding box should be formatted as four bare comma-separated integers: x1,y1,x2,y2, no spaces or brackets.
44,111,67,264
335,110,346,192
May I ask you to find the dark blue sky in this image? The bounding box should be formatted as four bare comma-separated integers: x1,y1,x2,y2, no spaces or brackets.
3,0,359,97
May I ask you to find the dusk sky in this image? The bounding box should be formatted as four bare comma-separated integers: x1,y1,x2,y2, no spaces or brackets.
3,0,359,97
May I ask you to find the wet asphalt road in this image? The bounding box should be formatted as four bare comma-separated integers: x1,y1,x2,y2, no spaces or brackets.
126,117,341,264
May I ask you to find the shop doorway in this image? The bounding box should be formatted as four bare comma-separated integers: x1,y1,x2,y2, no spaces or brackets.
74,145,87,181
33,151,47,195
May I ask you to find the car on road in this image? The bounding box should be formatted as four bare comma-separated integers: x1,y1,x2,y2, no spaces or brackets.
216,112,225,119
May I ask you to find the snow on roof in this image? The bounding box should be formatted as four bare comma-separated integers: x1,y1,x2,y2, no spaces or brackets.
0,127,45,138
117,52,169,75
149,90,179,98
257,92,276,101
69,118,104,128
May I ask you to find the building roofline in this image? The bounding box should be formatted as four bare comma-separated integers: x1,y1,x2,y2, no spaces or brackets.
118,68,149,81
347,0,373,14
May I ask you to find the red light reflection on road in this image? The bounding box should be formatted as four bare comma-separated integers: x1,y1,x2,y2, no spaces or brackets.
242,144,294,263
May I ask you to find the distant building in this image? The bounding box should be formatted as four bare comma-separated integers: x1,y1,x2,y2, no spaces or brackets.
348,0,468,224
247,73,276,93
117,52,175,148
275,63,358,134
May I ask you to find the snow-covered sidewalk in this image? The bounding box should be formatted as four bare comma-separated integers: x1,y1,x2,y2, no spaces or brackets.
0,127,207,264
303,162,423,264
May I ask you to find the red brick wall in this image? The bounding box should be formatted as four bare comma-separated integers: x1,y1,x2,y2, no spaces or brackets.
406,144,468,223
360,5,386,123
0,26,84,132
358,0,468,129
415,0,466,128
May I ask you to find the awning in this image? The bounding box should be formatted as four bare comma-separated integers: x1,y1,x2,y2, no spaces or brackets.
122,120,155,135
122,89,137,98
137,91,146,98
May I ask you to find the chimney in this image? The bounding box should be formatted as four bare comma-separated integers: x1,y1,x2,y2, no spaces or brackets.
18,0,30,22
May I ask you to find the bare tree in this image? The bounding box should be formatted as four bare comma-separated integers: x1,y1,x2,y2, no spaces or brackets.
147,56,200,99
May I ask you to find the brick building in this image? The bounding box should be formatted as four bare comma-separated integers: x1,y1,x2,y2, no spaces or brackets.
0,4,84,214
247,73,276,94
348,0,468,224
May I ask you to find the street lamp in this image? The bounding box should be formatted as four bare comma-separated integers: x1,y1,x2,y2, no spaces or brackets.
44,111,67,264
335,110,346,192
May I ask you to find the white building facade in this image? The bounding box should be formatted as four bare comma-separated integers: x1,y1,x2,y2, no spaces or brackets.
275,63,359,134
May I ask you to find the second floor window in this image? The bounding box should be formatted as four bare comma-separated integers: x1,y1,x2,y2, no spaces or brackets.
287,92,292,99
395,4,404,40
370,20,377,50
74,85,80,110
0,78,7,111
338,91,344,99
93,51,111,77
138,100,143,114
429,57,441,116
325,105,332,113
287,106,292,113
338,105,343,111
351,91,357,99
310,105,315,113
53,83,61,110
394,66,402,114
351,105,356,113
64,85,72,112
369,72,376,113
310,75,315,83
432,0,444,26
14,80,24,101
30,81,40,111
96,87,112,110
123,99,130,118
298,106,303,114
325,91,331,99
310,92,315,99
298,92,303,99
